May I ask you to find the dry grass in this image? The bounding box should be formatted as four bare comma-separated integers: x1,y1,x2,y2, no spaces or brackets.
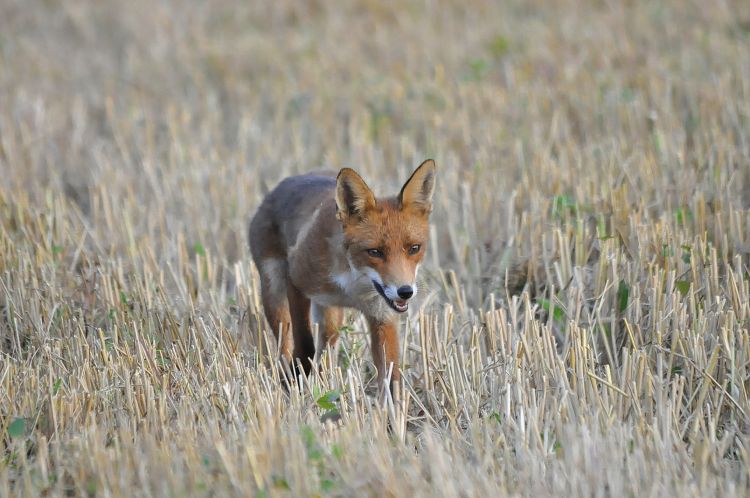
2,0,750,495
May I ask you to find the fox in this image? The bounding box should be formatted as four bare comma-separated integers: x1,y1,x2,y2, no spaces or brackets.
249,159,436,400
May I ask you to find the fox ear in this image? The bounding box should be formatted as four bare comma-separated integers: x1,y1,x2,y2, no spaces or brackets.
398,159,436,214
336,168,376,221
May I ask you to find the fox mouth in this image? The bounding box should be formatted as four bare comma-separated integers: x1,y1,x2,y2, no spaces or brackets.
372,281,409,313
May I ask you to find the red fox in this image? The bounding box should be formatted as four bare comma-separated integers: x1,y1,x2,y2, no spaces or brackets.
249,159,436,399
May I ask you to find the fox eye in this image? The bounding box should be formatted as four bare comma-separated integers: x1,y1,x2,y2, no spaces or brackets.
408,244,421,255
367,248,385,258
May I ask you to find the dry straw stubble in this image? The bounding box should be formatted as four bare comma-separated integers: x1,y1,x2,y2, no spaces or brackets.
1,0,750,496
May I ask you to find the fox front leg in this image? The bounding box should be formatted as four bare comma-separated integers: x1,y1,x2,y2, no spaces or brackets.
367,317,401,405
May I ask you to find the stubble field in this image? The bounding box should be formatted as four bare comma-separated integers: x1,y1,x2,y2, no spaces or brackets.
2,0,750,496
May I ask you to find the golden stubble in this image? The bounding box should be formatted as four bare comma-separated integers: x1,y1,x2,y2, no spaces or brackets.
1,0,749,496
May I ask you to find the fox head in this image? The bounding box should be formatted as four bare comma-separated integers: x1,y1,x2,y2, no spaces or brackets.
334,159,436,314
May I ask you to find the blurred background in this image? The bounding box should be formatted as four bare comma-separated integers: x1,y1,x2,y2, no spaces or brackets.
3,1,750,495
3,1,748,300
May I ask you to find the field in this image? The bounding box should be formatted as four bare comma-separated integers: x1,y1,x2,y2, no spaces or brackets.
2,0,750,495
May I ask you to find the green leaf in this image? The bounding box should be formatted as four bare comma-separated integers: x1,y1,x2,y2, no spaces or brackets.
316,390,340,411
681,245,692,264
53,378,62,396
338,325,354,335
538,298,565,323
316,399,336,411
617,280,630,314
321,479,335,492
675,208,693,226
52,245,63,255
675,280,691,296
8,418,26,439
552,194,577,218
193,242,206,256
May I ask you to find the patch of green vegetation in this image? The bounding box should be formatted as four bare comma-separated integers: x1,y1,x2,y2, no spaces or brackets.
301,425,323,461
315,389,340,412
621,87,637,103
487,34,510,58
538,298,565,324
675,280,691,296
272,475,290,490
617,280,630,314
299,424,340,493
552,194,577,219
674,207,693,227
331,444,343,461
466,58,490,81
338,324,354,336
681,245,692,264
8,418,27,439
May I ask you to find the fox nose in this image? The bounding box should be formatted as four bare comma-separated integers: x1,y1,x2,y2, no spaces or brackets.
397,286,414,300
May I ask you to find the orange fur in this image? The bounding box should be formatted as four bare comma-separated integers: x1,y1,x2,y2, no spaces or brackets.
249,160,436,398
